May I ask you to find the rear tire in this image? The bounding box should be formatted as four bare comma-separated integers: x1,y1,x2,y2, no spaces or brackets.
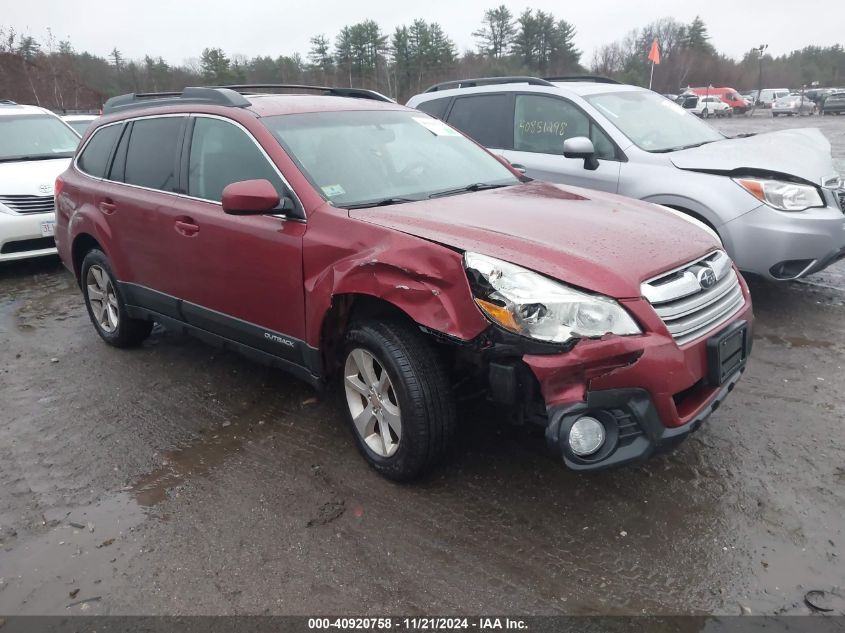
81,249,153,348
340,319,455,481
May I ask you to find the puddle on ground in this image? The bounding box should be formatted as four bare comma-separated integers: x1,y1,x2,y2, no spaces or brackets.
128,403,291,507
130,428,249,507
0,271,78,336
0,492,146,615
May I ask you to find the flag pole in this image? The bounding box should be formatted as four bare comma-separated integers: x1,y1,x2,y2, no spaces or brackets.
649,60,655,90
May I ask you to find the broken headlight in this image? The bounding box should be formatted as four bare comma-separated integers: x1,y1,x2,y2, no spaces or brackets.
464,252,641,344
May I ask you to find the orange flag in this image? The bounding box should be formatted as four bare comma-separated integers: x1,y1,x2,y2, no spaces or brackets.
648,39,660,64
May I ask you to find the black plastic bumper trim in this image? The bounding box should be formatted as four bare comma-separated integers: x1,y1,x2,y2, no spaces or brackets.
545,369,744,472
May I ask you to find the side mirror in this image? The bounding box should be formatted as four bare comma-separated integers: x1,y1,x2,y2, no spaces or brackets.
563,136,599,171
222,179,281,215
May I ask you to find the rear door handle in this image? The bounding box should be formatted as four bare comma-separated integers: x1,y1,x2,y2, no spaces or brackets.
98,199,117,215
174,218,200,237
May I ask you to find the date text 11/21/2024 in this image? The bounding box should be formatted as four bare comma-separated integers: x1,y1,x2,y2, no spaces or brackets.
307,618,528,630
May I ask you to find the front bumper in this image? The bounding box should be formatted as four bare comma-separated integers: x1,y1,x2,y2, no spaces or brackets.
518,285,753,472
0,211,57,263
722,201,845,280
545,369,744,471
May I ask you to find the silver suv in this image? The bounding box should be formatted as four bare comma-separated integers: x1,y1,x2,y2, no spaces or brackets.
407,77,845,281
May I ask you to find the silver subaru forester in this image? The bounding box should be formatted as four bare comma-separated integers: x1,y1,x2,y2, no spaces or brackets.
407,77,845,281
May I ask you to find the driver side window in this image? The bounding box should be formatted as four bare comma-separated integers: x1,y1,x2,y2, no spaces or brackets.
513,95,615,160
188,117,285,203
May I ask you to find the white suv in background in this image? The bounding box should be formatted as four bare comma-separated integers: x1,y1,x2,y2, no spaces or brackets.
0,101,80,262
407,77,845,281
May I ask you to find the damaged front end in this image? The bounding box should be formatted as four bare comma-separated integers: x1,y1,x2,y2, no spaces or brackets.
453,286,752,472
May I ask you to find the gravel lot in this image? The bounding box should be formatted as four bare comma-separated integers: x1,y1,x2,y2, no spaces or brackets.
1,113,844,616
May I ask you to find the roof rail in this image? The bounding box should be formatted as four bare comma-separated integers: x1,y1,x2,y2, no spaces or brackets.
103,87,250,114
424,76,555,93
0,99,18,105
543,75,621,84
103,84,395,114
214,84,395,103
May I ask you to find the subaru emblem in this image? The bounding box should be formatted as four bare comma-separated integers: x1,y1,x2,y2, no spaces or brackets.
697,267,717,289
38,184,52,195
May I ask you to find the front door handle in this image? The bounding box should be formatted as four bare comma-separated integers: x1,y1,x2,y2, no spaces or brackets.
98,199,117,215
174,218,199,237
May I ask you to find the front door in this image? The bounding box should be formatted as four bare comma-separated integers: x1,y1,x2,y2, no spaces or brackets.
160,115,308,360
499,94,621,192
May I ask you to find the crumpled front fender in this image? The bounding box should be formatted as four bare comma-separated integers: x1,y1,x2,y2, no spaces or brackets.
304,209,488,346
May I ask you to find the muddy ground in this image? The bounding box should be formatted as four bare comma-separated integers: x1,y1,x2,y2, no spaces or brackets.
1,114,843,617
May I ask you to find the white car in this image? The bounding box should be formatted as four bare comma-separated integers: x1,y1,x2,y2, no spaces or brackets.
61,114,99,137
676,94,730,118
757,88,790,108
699,96,733,117
0,102,80,262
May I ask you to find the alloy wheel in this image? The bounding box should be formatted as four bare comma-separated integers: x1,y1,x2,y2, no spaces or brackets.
344,348,402,457
86,265,119,333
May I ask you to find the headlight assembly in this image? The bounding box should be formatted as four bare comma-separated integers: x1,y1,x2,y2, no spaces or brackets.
734,177,824,211
464,252,641,344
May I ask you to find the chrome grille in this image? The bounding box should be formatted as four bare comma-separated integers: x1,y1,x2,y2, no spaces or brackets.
641,250,745,346
0,195,55,214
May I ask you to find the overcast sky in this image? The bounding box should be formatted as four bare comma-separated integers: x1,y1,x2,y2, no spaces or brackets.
4,0,842,65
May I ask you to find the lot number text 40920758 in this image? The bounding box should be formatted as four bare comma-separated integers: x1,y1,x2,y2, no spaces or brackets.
307,617,528,630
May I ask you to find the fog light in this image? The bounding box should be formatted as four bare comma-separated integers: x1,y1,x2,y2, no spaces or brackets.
568,416,605,456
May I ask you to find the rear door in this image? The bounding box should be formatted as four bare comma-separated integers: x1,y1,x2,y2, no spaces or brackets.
499,93,621,192
159,114,308,354
444,93,514,155
94,115,187,316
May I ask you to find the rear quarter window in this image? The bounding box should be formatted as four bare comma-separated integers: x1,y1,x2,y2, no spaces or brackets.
77,124,121,178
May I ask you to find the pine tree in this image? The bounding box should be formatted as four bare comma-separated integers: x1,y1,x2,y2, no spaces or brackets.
472,5,515,59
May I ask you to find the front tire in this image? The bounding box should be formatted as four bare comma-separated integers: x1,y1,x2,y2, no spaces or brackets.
340,319,455,481
81,249,153,347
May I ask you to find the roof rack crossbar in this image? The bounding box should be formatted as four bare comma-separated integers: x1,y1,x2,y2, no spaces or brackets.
212,84,394,102
543,75,621,84
103,87,250,114
424,76,555,93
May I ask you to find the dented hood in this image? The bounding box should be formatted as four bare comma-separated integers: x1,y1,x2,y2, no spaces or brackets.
349,181,719,299
670,128,836,183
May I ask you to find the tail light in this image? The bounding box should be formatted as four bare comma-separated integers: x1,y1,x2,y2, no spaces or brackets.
55,175,65,198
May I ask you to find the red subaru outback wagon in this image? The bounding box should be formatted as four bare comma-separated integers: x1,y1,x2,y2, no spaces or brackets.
55,85,752,480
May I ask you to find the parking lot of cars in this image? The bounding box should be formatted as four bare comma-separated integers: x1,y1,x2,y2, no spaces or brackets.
0,98,844,617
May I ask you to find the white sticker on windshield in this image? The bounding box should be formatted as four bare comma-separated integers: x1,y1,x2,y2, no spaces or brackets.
321,184,346,197
413,116,461,137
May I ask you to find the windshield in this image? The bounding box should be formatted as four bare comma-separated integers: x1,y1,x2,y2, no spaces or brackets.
585,90,724,152
0,114,80,161
262,110,519,207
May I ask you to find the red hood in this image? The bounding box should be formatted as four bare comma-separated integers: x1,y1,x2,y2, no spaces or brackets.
349,181,720,299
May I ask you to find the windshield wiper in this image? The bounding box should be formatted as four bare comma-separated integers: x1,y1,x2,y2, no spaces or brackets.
652,140,716,153
0,153,73,163
343,197,419,209
428,182,510,199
